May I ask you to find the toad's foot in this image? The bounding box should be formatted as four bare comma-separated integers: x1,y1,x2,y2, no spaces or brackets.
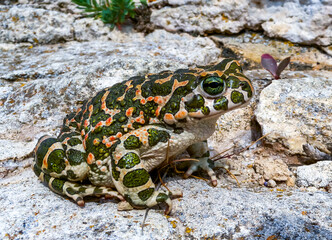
183,157,228,186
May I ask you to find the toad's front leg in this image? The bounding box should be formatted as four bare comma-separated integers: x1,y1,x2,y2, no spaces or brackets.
185,141,227,186
110,127,176,214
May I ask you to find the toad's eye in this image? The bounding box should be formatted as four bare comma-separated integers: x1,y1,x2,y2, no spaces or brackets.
201,77,225,96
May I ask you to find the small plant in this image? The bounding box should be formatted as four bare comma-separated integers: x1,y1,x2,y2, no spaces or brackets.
261,54,290,79
72,0,147,28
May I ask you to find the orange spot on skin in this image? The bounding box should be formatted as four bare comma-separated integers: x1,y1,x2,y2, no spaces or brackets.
126,108,134,117
43,158,48,168
172,79,189,92
140,99,146,104
83,139,86,149
116,132,122,138
145,132,148,136
87,153,95,164
143,141,147,145
164,113,174,120
131,119,135,123
188,111,204,118
147,96,154,101
102,139,106,144
101,102,106,110
84,120,89,128
140,119,145,124
127,124,132,129
95,122,103,128
106,142,114,148
93,139,100,145
100,166,107,172
96,160,102,166
81,129,85,136
200,72,208,77
164,113,176,124
109,136,116,141
89,105,93,112
175,110,188,120
101,91,109,103
106,117,112,126
155,106,161,117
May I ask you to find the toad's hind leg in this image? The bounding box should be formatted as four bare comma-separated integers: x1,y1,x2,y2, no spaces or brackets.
33,135,123,205
33,164,123,205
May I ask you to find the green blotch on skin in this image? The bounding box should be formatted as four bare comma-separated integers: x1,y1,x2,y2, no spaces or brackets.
138,188,154,201
231,90,245,104
48,149,66,174
173,127,184,134
123,135,142,150
67,137,82,147
33,164,42,177
117,152,141,169
51,178,65,194
123,169,150,188
201,106,210,115
66,187,78,196
147,128,170,147
112,168,120,181
67,149,85,166
67,170,78,180
35,137,57,167
214,97,228,111
226,76,240,89
241,82,253,98
156,193,169,203
185,94,205,111
94,187,103,194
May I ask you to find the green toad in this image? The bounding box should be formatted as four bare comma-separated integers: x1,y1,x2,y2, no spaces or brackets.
33,59,254,214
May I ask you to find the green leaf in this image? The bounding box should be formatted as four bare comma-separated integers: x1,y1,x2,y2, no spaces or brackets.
140,0,147,6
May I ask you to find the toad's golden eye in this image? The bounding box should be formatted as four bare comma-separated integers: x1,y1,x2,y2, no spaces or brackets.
201,77,225,96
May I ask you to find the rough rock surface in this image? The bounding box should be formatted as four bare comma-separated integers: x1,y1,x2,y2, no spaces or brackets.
255,71,332,155
151,0,332,46
1,169,331,239
254,157,292,182
296,161,332,188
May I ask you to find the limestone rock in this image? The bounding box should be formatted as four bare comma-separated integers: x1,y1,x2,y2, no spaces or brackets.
0,170,331,239
0,6,74,44
151,0,332,46
296,161,332,188
255,71,332,155
253,157,292,182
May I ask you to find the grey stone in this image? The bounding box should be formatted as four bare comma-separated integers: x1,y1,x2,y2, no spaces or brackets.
253,157,292,182
0,6,74,44
1,169,331,239
255,71,332,155
151,0,332,46
296,161,332,188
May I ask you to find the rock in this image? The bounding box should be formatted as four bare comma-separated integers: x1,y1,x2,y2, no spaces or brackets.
210,32,332,71
151,0,332,46
0,170,331,239
296,161,332,188
286,176,296,187
0,6,74,44
267,179,277,188
253,157,291,182
255,71,332,155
